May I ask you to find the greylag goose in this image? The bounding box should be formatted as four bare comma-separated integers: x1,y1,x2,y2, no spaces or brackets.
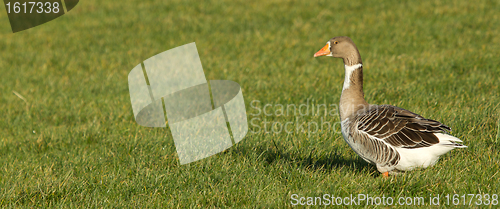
314,36,466,177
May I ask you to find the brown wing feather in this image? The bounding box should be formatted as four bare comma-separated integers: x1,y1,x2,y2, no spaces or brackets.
356,105,449,149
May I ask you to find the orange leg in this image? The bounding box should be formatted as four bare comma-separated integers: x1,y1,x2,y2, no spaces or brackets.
382,172,389,177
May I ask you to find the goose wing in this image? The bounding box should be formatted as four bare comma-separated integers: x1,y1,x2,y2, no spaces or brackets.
355,105,450,148
348,105,450,166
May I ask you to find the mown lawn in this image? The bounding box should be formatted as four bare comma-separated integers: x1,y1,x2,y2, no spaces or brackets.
0,0,499,207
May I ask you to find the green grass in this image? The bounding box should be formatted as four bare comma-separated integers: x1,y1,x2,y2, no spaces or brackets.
1,0,499,207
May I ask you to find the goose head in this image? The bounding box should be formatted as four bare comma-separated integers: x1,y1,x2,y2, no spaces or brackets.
314,36,362,66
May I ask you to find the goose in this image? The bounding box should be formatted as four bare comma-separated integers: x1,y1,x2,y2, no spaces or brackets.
314,36,466,177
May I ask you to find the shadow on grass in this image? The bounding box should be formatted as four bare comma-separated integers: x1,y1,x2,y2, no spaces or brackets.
230,139,378,178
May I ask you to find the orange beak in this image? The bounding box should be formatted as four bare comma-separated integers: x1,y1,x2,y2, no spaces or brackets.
314,44,331,57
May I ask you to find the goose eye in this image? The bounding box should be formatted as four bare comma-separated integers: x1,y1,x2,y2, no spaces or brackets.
333,41,339,44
